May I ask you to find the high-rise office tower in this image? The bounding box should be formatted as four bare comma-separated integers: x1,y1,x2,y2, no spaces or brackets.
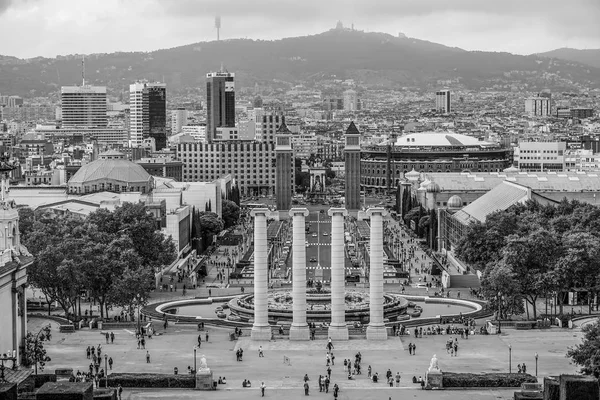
206,71,235,143
61,86,107,127
344,121,361,210
129,82,167,149
435,90,451,114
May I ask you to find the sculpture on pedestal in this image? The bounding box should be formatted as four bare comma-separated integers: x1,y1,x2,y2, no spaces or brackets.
428,354,439,372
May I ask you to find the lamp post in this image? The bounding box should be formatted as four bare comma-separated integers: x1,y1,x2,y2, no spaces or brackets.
535,353,538,377
509,344,512,373
0,350,17,382
136,294,143,335
104,354,108,388
193,346,197,374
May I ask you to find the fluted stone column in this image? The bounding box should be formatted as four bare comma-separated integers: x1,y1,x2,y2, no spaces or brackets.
251,208,272,340
366,207,388,340
289,208,310,340
328,208,349,340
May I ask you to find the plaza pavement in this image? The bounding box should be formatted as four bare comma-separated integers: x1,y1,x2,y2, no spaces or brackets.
29,315,583,399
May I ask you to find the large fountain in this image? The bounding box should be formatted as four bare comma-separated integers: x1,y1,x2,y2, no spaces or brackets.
228,287,409,324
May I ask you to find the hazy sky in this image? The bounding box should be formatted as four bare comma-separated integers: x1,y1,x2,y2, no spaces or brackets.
1,0,599,58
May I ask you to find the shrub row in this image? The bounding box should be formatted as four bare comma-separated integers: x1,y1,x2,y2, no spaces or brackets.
442,372,537,388
100,373,195,388
18,374,57,393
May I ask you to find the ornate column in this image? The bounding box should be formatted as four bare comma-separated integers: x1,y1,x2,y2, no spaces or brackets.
251,208,272,340
289,208,310,340
328,208,348,340
366,207,388,340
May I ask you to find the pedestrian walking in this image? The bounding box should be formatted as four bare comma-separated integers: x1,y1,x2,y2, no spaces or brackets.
146,351,150,363
118,385,123,400
108,357,113,370
197,334,202,348
105,332,109,344
261,381,266,397
304,381,309,396
258,346,264,357
206,331,209,342
110,332,115,344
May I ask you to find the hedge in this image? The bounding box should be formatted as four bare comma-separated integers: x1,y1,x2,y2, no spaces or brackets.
18,374,57,393
100,373,195,388
442,372,537,388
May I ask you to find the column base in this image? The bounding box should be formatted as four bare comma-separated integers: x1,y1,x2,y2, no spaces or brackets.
327,325,349,341
366,325,388,341
289,325,310,341
251,325,272,341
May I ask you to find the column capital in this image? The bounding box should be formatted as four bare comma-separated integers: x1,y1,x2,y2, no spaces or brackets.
328,208,348,217
366,207,387,217
251,208,275,218
288,208,309,218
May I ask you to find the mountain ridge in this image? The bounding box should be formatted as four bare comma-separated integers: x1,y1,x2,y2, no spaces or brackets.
536,47,600,69
0,29,598,96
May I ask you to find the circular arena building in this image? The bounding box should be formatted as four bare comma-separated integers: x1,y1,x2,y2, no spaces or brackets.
360,132,512,193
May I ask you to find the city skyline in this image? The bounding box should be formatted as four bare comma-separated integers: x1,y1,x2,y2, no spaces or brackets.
0,0,598,59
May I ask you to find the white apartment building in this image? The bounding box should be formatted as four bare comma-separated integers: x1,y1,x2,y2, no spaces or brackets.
291,133,318,158
435,90,451,113
171,108,189,134
515,141,566,172
525,97,551,117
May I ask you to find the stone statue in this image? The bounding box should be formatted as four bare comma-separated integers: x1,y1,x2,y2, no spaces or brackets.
428,354,440,372
199,355,209,371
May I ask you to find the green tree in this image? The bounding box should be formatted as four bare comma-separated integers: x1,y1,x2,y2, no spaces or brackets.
501,230,561,319
554,232,600,314
567,318,600,378
17,206,35,242
23,324,52,373
199,212,224,243
480,261,525,319
221,200,240,229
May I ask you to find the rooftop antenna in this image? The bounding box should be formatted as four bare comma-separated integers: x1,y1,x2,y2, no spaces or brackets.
215,16,221,41
81,55,85,86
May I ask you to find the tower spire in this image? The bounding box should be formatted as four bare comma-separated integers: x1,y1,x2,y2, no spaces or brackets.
82,55,85,86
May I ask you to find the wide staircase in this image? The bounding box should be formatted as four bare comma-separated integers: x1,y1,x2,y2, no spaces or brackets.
448,274,481,289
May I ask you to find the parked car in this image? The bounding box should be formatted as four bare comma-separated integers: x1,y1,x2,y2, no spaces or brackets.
322,232,329,236
310,257,317,262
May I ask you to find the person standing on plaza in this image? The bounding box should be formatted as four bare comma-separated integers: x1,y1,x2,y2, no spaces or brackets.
304,381,309,396
108,357,113,370
367,365,372,378
395,372,401,387
110,332,115,344
118,384,123,400
105,332,109,344
258,346,264,357
146,351,151,363
197,334,202,348
260,381,266,397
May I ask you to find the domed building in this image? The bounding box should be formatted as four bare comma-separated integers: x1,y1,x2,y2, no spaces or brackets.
447,195,463,209
67,150,153,195
361,131,511,193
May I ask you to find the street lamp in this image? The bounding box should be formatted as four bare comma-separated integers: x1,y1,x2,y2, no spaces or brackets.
136,294,143,334
104,354,108,388
508,344,512,374
535,353,538,377
0,350,17,382
193,346,197,374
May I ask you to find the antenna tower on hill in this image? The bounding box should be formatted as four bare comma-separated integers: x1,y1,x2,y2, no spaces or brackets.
215,16,221,41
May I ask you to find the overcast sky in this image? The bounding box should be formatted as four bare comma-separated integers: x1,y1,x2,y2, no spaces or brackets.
1,0,599,58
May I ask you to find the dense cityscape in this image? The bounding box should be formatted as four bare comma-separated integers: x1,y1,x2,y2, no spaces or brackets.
0,7,599,400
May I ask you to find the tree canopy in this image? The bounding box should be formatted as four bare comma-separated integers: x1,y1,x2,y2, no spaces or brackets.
25,203,177,320
455,199,600,318
221,200,240,229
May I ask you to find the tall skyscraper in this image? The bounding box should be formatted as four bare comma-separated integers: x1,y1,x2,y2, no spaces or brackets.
435,90,451,114
129,82,167,149
206,71,235,143
275,120,293,211
344,121,361,210
61,86,107,127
